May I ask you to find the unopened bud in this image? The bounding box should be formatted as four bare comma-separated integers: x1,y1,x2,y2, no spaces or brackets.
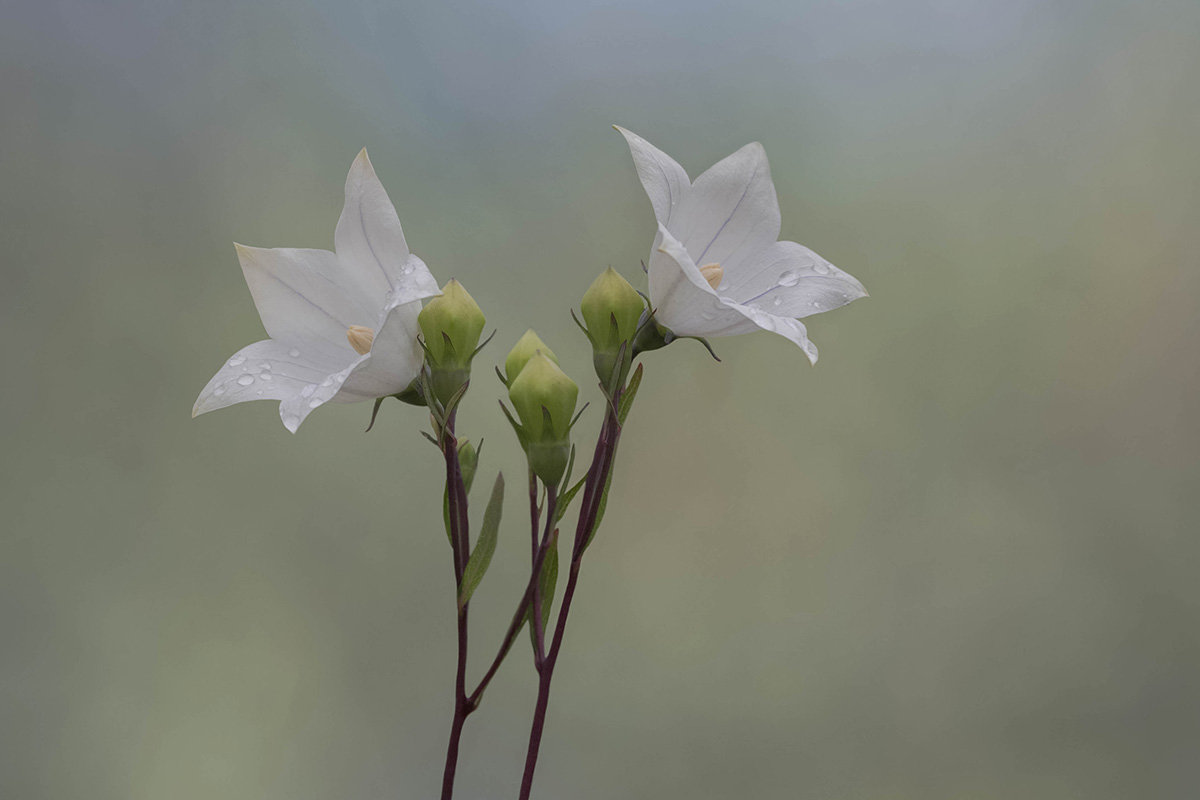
505,329,559,384
508,353,578,485
418,279,486,406
580,268,644,354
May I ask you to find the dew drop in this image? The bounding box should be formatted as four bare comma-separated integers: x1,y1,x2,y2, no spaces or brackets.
300,384,316,398
257,362,272,371
813,261,831,275
289,348,300,358
778,270,801,287
321,378,333,388
308,397,322,408
282,413,300,429
213,387,226,396
256,390,263,395
772,296,783,306
228,355,246,367
260,373,272,381
236,375,255,386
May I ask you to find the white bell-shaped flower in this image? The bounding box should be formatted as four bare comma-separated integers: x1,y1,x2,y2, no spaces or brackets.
193,150,441,432
617,127,866,364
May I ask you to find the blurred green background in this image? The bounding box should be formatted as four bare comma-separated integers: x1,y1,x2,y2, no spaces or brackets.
3,1,1199,797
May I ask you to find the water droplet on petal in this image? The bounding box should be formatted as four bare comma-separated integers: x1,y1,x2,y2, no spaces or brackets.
237,375,255,386
256,389,263,395
772,296,783,306
321,378,333,388
308,397,322,408
257,362,272,371
228,355,246,366
289,348,300,358
300,384,316,398
260,373,272,380
282,413,300,429
813,261,831,275
778,270,801,287
213,386,226,396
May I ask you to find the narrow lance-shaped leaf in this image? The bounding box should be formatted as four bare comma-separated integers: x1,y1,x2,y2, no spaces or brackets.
528,529,559,654
583,365,642,552
555,474,588,524
459,473,505,608
618,362,643,424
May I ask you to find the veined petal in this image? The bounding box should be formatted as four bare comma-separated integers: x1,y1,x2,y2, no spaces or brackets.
334,150,440,305
724,240,868,318
192,338,357,430
615,126,691,227
336,295,425,401
650,226,760,337
725,302,820,365
236,244,374,347
679,142,780,274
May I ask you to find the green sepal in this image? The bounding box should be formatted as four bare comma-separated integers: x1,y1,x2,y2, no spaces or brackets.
459,472,505,609
365,397,386,432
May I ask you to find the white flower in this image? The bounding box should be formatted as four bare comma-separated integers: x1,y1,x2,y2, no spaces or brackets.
616,127,866,364
193,150,441,432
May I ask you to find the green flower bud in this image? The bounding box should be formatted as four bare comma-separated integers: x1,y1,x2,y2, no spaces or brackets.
580,268,644,386
419,280,486,367
504,329,559,384
418,279,486,406
508,353,578,485
581,268,644,353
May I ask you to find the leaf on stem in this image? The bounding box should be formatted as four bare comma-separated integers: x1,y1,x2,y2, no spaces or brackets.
528,529,559,655
618,362,643,424
459,473,505,609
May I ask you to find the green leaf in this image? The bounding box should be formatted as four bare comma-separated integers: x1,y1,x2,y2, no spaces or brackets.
555,474,587,524
618,362,643,424
459,473,505,608
528,529,559,654
582,463,614,554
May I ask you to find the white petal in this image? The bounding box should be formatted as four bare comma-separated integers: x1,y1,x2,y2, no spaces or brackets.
336,295,425,401
723,240,868,318
650,225,760,337
334,149,440,306
725,302,820,365
678,142,780,275
193,339,358,431
615,126,691,226
236,244,374,347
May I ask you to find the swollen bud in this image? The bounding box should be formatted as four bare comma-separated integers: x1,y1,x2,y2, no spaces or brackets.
508,353,579,485
580,268,644,387
418,279,486,406
505,329,559,384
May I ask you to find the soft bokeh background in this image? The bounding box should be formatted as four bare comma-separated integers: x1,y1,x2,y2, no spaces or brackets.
3,1,1199,797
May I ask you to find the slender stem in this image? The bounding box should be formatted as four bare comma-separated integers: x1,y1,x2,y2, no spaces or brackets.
467,488,556,706
440,413,472,800
518,402,624,800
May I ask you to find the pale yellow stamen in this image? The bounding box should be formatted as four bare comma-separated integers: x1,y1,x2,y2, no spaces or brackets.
347,325,375,355
699,262,724,290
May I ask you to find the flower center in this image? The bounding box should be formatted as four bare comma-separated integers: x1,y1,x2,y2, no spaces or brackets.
699,262,723,290
346,325,376,355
